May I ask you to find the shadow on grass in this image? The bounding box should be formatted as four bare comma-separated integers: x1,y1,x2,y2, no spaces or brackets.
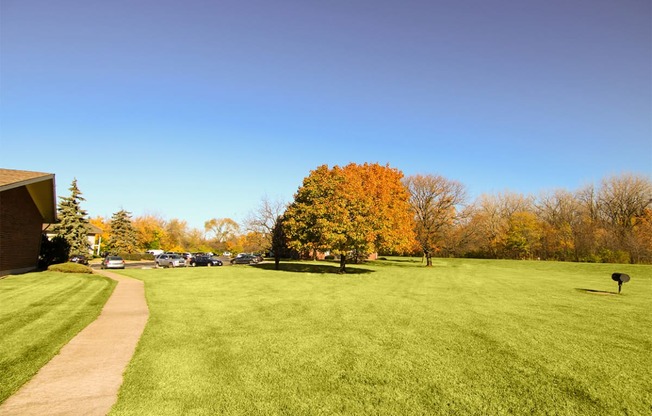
371,257,445,268
252,262,374,275
371,258,422,267
575,288,619,296
378,257,422,263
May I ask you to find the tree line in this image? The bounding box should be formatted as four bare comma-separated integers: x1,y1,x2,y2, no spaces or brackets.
52,167,651,267
403,173,652,265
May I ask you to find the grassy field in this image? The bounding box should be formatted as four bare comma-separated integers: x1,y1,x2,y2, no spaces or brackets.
108,259,651,415
0,271,116,403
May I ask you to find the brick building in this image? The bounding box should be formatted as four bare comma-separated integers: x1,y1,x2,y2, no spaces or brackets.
0,169,56,276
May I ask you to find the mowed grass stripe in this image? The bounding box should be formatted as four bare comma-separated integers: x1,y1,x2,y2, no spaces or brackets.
0,272,116,403
111,259,651,415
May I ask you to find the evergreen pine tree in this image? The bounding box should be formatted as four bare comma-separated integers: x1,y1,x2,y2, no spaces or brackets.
55,178,90,255
108,209,138,254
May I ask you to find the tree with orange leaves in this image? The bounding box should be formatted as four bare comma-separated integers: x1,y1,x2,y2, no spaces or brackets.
284,163,415,273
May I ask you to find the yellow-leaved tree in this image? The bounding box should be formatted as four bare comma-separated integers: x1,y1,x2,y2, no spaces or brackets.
132,214,168,251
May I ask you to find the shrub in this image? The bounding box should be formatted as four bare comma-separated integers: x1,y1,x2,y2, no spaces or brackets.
103,253,154,261
38,235,70,269
599,249,631,264
119,253,150,261
47,262,93,274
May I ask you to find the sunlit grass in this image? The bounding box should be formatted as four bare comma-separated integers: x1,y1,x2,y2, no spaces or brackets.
112,259,651,415
0,271,116,403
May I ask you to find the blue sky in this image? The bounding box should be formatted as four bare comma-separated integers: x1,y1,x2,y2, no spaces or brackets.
2,0,650,229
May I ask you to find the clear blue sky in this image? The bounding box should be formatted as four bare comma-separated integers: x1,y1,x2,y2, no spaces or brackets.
2,0,650,229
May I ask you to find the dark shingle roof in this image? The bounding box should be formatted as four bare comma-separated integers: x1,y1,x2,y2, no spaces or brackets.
0,168,56,222
0,168,54,190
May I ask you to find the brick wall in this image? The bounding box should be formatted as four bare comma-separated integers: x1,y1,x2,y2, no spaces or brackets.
0,186,43,276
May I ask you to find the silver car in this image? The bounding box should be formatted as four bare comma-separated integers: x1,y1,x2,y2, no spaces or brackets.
155,254,186,268
101,256,125,269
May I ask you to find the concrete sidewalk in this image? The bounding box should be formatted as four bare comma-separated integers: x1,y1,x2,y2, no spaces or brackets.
0,270,149,416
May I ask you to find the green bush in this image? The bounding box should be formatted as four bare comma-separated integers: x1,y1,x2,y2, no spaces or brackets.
38,235,70,269
599,249,631,264
110,253,154,261
47,262,93,274
97,252,155,261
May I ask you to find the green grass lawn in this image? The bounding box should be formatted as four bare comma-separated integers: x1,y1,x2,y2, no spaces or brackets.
109,259,651,415
0,271,116,403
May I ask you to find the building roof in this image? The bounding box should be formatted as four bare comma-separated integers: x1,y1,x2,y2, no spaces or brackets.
0,168,53,189
0,168,57,223
88,223,104,234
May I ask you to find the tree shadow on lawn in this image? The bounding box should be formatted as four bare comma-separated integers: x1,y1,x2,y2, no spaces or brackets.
371,257,428,267
575,288,619,296
252,262,374,275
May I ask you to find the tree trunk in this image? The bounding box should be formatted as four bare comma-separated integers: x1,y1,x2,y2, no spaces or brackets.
423,248,433,266
339,253,347,273
274,255,280,270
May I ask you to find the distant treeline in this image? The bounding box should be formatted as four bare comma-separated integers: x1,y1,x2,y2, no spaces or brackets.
404,173,651,264
87,172,651,265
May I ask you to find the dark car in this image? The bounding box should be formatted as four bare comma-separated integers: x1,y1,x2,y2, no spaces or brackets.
190,255,223,267
230,254,257,265
69,254,89,265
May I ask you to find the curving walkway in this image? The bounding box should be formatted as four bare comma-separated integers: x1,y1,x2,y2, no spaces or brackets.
0,270,148,416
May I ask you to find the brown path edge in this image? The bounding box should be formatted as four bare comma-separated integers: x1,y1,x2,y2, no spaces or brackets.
0,270,149,416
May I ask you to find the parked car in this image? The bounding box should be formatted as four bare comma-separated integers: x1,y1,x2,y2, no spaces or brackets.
231,254,257,265
156,254,186,268
102,256,125,269
190,255,223,267
69,254,89,265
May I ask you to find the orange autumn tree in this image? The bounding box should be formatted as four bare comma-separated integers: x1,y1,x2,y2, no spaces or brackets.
284,163,415,273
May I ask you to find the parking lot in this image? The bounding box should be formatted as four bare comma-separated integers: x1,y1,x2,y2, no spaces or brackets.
90,256,238,269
